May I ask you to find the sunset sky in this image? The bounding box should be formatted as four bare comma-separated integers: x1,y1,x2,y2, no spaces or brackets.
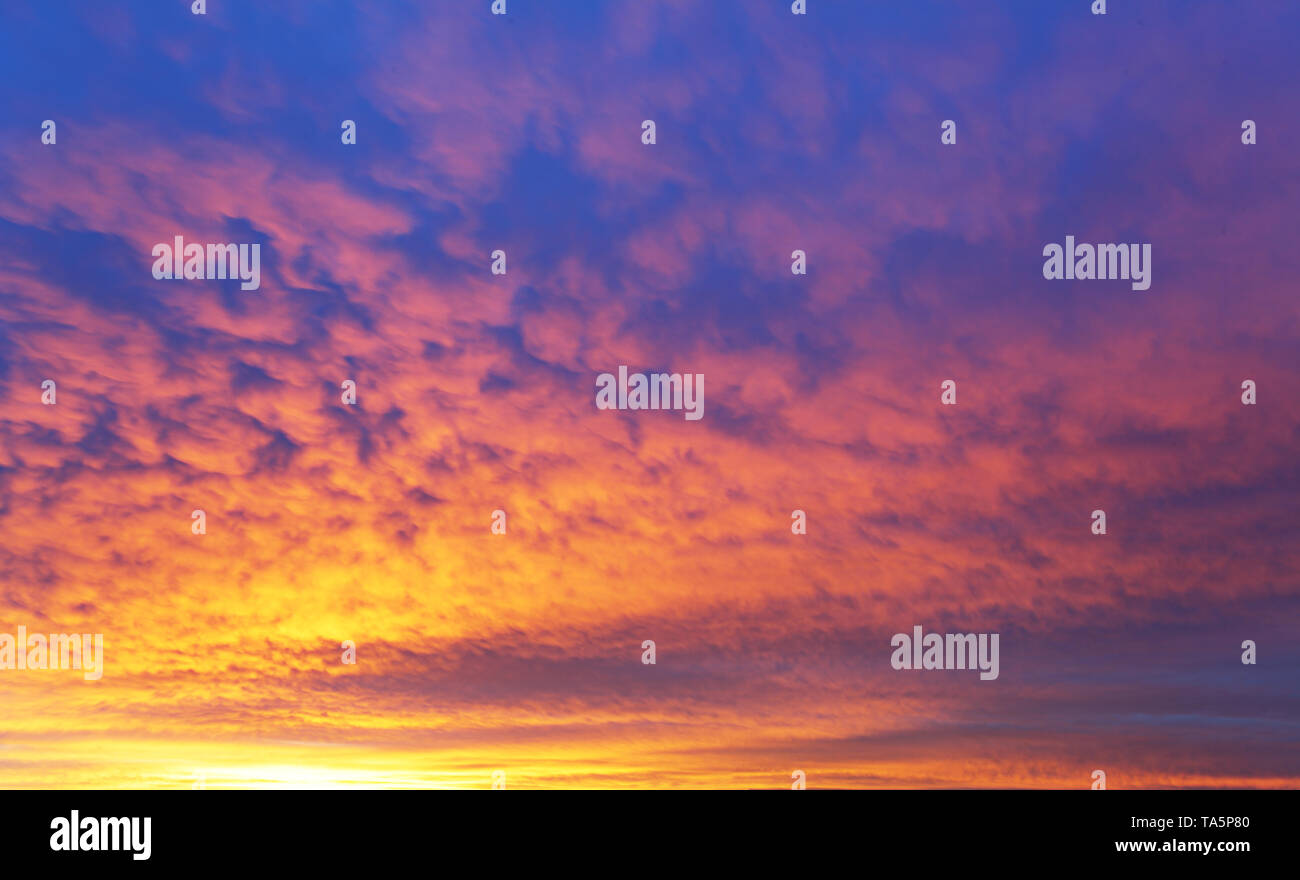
0,0,1297,789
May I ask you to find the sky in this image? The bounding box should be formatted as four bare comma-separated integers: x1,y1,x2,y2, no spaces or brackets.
0,0,1297,789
